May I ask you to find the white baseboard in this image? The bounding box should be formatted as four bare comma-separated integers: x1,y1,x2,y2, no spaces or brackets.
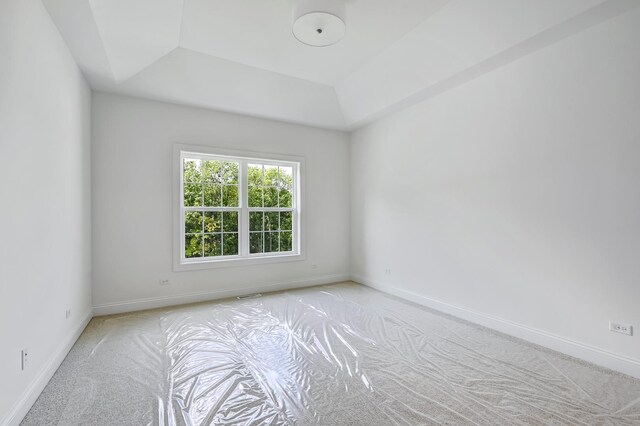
93,274,351,316
2,308,93,426
352,274,640,379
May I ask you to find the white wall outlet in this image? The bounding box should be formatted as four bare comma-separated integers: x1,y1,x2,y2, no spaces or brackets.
385,268,391,275
21,348,29,371
159,279,170,286
610,321,633,336
65,309,71,319
311,264,318,270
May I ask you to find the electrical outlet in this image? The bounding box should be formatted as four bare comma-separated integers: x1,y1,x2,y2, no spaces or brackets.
610,321,633,336
21,348,29,371
65,309,71,319
159,279,170,286
311,264,318,270
385,268,391,275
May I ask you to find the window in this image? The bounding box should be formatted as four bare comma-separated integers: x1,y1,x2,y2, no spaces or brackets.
174,146,303,270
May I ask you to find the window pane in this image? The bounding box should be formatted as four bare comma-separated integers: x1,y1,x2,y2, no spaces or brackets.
204,234,222,257
184,183,202,207
280,231,292,252
248,186,263,207
280,212,292,231
250,232,263,254
185,234,203,258
279,166,293,189
248,164,263,186
183,159,202,182
264,165,278,186
202,160,222,183
223,233,238,256
279,188,292,208
203,184,222,207
223,212,238,232
264,187,278,208
265,212,279,231
185,211,203,234
223,185,239,207
204,212,221,233
222,162,239,184
265,231,279,253
249,212,263,232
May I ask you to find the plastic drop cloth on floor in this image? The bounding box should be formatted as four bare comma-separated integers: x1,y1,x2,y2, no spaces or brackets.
54,283,640,425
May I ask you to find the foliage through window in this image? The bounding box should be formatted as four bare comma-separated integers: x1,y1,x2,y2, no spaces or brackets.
179,151,299,264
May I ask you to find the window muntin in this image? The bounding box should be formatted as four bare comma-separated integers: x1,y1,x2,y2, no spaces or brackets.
179,152,299,264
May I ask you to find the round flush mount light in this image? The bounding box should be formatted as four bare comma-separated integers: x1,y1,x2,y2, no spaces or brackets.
292,0,346,47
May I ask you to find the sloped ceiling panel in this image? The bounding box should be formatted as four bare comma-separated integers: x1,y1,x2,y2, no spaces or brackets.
88,0,184,82
41,0,114,87
117,48,347,129
334,0,612,126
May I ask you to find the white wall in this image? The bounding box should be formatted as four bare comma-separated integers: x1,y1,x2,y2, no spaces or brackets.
0,0,92,424
91,93,350,312
350,7,640,372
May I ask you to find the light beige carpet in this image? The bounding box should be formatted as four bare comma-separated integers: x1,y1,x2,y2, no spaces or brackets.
23,282,640,425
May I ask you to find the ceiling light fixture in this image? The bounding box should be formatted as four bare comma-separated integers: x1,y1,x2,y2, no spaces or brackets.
292,0,346,47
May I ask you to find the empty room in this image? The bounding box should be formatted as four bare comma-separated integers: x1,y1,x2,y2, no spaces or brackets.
2,0,640,424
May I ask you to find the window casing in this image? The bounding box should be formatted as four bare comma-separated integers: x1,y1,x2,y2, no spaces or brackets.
174,146,303,270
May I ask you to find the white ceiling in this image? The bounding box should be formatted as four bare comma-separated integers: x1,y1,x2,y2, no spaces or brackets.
43,0,639,130
180,0,447,86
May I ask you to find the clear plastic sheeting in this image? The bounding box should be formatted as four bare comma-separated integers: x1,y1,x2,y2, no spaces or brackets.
57,283,640,425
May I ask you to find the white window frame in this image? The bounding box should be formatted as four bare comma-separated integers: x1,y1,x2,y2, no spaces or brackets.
173,144,305,271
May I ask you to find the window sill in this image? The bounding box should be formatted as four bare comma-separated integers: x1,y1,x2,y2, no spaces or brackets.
173,252,305,272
